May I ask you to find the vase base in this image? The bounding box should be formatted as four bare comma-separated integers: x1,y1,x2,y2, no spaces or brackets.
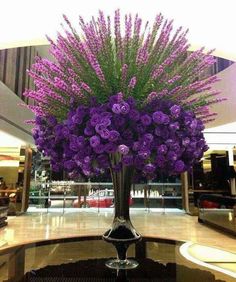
105,258,139,270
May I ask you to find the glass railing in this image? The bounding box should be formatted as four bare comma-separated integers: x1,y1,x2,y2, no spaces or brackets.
29,181,183,212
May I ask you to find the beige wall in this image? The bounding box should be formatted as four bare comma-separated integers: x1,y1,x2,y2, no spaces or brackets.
206,63,236,129
0,167,18,186
0,81,34,144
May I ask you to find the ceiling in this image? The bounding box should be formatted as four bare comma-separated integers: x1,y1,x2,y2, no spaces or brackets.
1,0,236,60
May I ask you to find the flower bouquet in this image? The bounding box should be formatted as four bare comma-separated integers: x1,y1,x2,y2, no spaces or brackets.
25,10,223,269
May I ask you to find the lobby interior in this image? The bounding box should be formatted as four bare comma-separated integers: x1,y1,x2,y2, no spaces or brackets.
1,1,236,281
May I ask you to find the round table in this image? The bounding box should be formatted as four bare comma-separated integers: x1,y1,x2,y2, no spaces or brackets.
0,235,232,281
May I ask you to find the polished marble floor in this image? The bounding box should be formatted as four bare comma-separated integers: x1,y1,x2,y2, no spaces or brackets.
0,208,236,255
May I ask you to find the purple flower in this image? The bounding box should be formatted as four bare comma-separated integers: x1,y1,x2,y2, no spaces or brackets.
169,122,180,131
100,117,111,126
174,160,185,172
101,111,113,119
100,129,110,139
105,143,117,153
170,105,181,118
141,114,152,126
93,144,105,154
152,111,168,124
118,144,129,155
122,155,133,166
123,129,133,140
113,116,126,127
89,135,101,148
182,137,190,146
134,156,145,169
84,126,94,136
62,127,70,137
143,133,154,143
108,130,120,142
64,160,76,170
97,154,109,167
128,76,137,89
190,119,198,130
112,103,121,114
120,102,130,115
132,141,140,151
32,92,208,179
155,155,166,168
91,114,101,126
167,151,178,161
143,163,155,174
129,109,140,121
126,97,136,107
48,116,57,126
138,149,151,159
157,144,168,154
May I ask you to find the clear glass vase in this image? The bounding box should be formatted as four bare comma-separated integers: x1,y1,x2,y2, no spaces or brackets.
103,153,141,269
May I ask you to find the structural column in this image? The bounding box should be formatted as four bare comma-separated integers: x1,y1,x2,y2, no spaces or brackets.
21,146,32,212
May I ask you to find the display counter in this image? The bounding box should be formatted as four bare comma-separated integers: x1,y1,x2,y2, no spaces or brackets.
198,194,236,236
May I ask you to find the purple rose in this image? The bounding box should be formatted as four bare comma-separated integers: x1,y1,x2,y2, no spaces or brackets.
62,127,70,137
143,133,154,143
72,114,83,124
138,149,151,159
174,160,185,172
48,116,57,126
190,119,198,130
100,129,110,139
136,123,146,133
109,93,123,104
101,111,113,119
155,155,166,168
143,163,155,174
134,156,145,169
100,117,111,127
93,144,105,154
108,130,120,142
152,111,169,124
132,141,140,151
91,114,101,126
122,155,133,166
167,151,177,161
182,137,190,146
105,143,117,153
170,105,181,118
123,129,133,140
113,116,126,127
157,144,168,154
126,97,136,107
169,122,180,131
64,160,76,170
97,154,109,167
112,103,121,114
118,144,129,155
120,102,130,115
141,114,152,126
89,135,101,148
84,126,94,136
129,109,140,121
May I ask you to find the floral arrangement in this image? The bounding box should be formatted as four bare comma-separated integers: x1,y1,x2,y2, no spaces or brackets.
25,10,224,180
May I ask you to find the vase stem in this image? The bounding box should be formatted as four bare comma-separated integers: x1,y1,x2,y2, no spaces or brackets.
103,153,141,269
110,153,133,220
